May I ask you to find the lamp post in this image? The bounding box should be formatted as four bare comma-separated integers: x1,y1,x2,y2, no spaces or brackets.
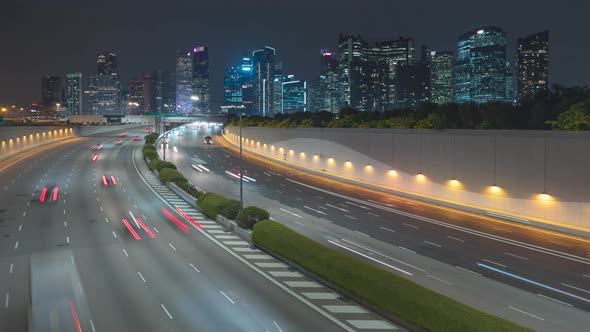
163,133,168,161
239,112,244,211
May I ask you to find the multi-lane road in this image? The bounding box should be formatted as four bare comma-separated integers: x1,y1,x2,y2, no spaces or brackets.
162,124,590,332
0,127,380,332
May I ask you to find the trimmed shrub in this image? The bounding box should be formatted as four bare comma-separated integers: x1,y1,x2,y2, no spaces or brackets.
159,168,187,183
155,161,177,171
143,150,158,160
148,158,163,171
236,206,269,229
176,181,203,199
143,144,156,152
220,199,240,220
197,192,230,219
144,133,159,144
252,220,531,332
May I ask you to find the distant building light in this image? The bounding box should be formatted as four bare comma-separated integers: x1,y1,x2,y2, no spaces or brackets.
477,29,484,34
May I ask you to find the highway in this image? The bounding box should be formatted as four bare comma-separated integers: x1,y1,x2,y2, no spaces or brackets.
0,127,373,332
163,124,590,332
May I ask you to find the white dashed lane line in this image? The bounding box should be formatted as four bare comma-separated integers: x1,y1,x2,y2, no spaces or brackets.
220,291,235,304
161,304,173,319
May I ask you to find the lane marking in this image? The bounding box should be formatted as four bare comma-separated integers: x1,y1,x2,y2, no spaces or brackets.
344,215,357,220
105,217,109,223
379,226,395,233
504,252,528,261
303,205,327,215
274,321,284,332
122,249,128,257
329,240,413,276
448,236,464,242
153,227,159,233
112,231,117,239
66,236,70,244
341,238,425,272
424,240,442,248
190,263,200,272
18,225,22,231
280,208,302,218
399,246,416,253
561,283,590,295
64,221,68,228
14,241,18,249
508,306,544,321
368,212,380,217
428,274,452,285
9,264,13,274
326,203,349,213
71,256,75,264
4,293,9,308
354,230,370,237
286,178,590,265
403,223,418,229
549,240,573,248
161,304,173,319
345,201,371,210
478,263,590,304
100,206,103,212
90,319,97,332
22,211,26,217
538,294,572,307
169,243,177,251
220,291,235,304
482,259,507,268
456,266,481,276
138,272,146,283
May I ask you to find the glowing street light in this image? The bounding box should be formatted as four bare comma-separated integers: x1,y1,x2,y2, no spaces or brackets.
191,96,200,101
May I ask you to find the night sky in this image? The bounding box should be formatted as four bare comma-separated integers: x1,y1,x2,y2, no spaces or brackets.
1,0,587,109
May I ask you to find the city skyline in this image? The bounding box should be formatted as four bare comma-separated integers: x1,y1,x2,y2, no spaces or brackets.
0,0,586,109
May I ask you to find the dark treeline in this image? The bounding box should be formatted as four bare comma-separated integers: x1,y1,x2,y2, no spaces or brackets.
228,85,590,131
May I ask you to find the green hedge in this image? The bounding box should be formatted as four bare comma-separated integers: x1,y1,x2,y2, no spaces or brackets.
252,220,531,332
143,144,156,152
176,181,203,199
197,192,232,219
220,199,241,220
236,206,269,229
155,161,177,171
145,133,159,144
143,149,158,160
148,158,163,171
159,168,187,183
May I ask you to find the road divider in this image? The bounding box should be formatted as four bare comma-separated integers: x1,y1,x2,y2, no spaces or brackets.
252,219,531,332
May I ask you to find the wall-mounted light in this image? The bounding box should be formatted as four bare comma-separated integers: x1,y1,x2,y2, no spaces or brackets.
416,173,426,182
388,168,397,176
345,160,352,167
538,192,553,201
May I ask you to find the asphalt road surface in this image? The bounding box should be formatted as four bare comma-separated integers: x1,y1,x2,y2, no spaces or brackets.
161,124,590,331
0,128,353,332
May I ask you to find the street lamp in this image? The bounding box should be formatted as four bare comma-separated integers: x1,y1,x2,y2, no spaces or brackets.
163,133,168,161
239,112,244,211
191,96,200,101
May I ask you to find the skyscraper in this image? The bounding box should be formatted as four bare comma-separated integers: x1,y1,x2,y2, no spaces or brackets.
429,51,454,104
191,46,210,113
252,46,275,116
88,75,118,115
395,63,429,109
96,52,120,110
272,62,285,116
307,76,326,113
366,37,415,109
175,50,193,114
320,49,339,113
282,79,306,114
517,31,549,101
65,73,82,115
223,56,254,114
338,34,367,111
453,26,508,104
41,76,63,108
128,74,154,115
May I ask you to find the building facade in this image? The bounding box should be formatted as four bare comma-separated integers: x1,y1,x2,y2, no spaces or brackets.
128,74,154,115
395,63,429,109
282,79,306,114
429,51,454,104
88,75,118,115
96,52,120,110
175,50,193,114
252,46,275,116
191,46,210,113
65,73,82,115
453,26,508,104
320,49,339,113
338,34,367,111
41,76,63,111
517,31,549,102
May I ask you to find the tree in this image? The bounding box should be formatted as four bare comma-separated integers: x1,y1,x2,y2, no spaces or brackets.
550,102,590,131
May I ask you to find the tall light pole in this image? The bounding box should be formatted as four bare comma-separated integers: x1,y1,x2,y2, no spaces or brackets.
163,133,168,161
239,112,244,211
